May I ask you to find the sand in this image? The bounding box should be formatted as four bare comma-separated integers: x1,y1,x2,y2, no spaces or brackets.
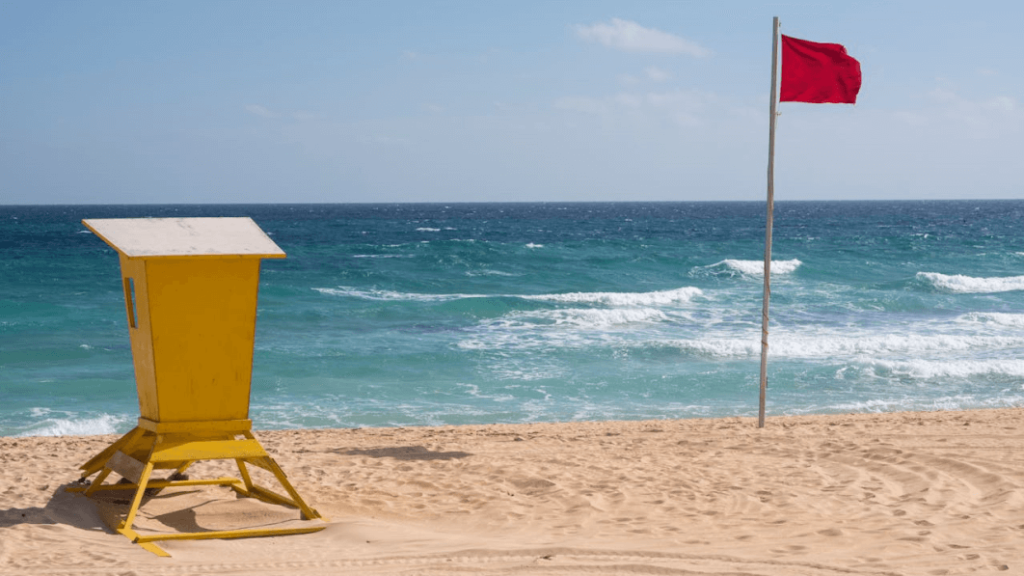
2,408,1023,575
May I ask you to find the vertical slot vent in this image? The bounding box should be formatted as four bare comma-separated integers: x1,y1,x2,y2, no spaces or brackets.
124,277,138,329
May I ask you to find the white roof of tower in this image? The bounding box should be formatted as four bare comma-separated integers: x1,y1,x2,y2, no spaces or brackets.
82,217,286,258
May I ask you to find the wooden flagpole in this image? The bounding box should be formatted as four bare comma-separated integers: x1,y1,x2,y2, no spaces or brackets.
759,16,780,429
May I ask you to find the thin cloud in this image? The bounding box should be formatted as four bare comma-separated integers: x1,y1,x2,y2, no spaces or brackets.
893,89,1023,136
244,104,277,118
555,89,718,127
646,66,670,82
574,18,709,56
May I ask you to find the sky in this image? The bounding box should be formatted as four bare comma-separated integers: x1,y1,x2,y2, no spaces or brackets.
1,0,1022,204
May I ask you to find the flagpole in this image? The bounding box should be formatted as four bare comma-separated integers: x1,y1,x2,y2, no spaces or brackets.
759,16,780,429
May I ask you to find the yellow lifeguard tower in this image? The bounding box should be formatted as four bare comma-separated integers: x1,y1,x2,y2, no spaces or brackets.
68,217,325,556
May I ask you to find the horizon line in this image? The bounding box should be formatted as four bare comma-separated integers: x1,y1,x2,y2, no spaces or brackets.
3,198,1022,208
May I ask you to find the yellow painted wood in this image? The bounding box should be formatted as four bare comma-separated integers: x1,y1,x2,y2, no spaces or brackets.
74,429,324,557
121,461,155,530
117,527,171,557
230,484,251,498
236,458,254,490
137,541,171,557
151,439,266,462
135,525,325,543
66,477,240,493
119,256,159,420
245,455,275,472
155,432,235,445
79,426,144,477
262,458,322,521
138,418,251,434
146,258,262,422
83,468,112,497
82,218,284,424
248,484,299,508
74,220,326,557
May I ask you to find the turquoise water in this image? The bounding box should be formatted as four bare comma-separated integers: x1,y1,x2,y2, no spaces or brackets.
2,201,1023,437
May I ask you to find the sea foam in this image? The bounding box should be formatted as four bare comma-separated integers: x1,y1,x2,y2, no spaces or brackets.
17,413,127,437
869,359,1024,380
812,394,1024,414
502,307,669,328
522,287,703,306
917,272,1024,293
702,259,802,276
316,286,703,306
314,287,487,302
659,333,1024,359
958,312,1024,327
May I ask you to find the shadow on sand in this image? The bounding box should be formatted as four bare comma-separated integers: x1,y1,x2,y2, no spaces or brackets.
338,445,472,461
0,482,218,534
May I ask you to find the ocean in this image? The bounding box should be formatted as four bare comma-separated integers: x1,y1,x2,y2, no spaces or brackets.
2,201,1023,437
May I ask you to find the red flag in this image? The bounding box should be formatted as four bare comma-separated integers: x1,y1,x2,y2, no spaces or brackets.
780,34,861,104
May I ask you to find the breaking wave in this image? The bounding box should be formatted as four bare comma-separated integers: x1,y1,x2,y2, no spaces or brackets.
17,413,128,437
498,307,669,329
313,287,485,301
657,333,1024,359
868,359,1024,380
315,286,703,306
957,312,1024,327
700,259,802,276
521,287,702,306
917,272,1024,293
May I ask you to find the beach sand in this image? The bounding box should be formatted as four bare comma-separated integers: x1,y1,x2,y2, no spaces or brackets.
2,408,1023,575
